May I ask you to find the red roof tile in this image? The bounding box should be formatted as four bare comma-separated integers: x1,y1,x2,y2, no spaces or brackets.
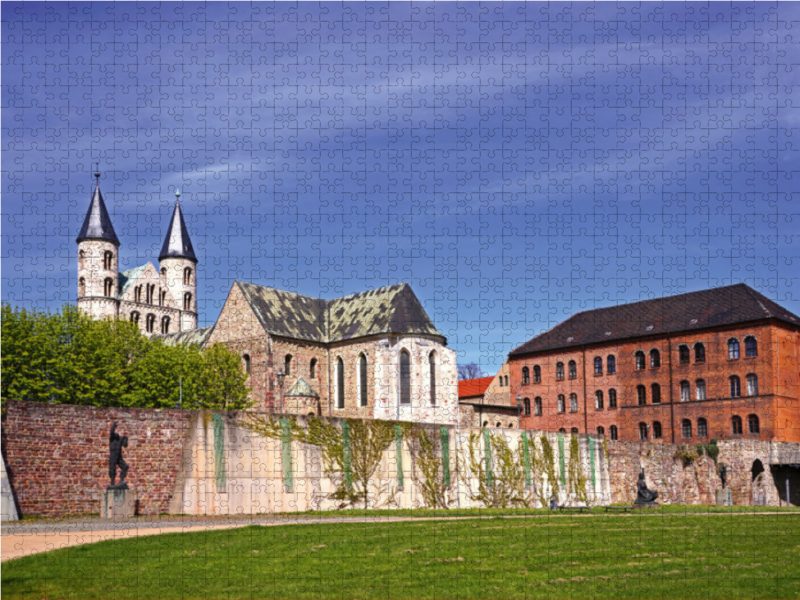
458,377,494,399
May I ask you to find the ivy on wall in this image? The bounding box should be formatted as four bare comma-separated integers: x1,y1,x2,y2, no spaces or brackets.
408,426,452,509
460,431,533,509
243,414,410,509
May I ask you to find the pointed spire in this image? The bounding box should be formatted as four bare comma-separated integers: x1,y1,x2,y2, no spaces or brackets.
159,189,197,262
76,170,120,245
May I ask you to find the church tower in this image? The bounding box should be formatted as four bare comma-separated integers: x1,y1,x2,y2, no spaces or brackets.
159,190,198,331
76,172,120,320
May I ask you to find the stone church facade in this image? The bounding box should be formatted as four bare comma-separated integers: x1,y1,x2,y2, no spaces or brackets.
77,174,457,424
76,174,198,335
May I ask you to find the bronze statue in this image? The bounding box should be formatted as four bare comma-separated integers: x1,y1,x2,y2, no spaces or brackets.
635,471,658,504
108,422,129,489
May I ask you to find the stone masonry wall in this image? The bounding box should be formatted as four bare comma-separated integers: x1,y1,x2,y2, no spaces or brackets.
2,401,194,517
607,438,794,506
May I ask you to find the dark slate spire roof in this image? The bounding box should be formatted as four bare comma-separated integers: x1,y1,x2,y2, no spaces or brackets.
509,283,800,357
76,177,119,245
159,192,197,262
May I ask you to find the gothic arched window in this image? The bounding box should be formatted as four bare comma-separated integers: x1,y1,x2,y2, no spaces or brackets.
679,345,690,365
337,357,345,409
732,415,743,435
104,251,113,270
557,394,565,413
747,374,758,396
651,383,661,404
534,397,542,416
728,338,740,359
160,316,170,334
635,351,645,370
533,365,541,383
429,352,436,406
399,350,411,405
556,362,564,381
569,393,578,412
523,397,531,416
748,414,760,434
183,292,192,310
360,354,368,407
593,357,602,375
650,349,660,368
184,267,192,285
610,425,618,441
730,375,741,398
522,366,530,385
104,278,114,297
745,336,757,357
145,313,155,333
694,343,705,364
569,360,578,378
608,388,617,408
595,390,604,410
607,355,616,374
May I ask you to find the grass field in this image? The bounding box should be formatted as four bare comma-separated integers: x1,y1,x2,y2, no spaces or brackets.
3,513,800,599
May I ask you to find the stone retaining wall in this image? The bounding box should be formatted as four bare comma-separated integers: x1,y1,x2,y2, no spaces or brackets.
2,401,194,517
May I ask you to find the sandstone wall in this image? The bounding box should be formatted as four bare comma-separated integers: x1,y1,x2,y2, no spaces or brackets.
607,438,798,506
2,401,194,517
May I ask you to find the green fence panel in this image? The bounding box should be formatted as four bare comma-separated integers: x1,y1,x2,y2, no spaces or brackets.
589,436,596,488
558,433,566,486
522,432,531,487
342,421,352,488
440,427,450,487
483,429,493,487
211,413,226,492
280,418,293,488
394,424,404,488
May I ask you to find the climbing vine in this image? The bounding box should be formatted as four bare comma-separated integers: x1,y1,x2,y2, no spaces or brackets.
242,414,410,509
567,435,588,504
408,426,452,509
540,434,559,502
459,431,533,509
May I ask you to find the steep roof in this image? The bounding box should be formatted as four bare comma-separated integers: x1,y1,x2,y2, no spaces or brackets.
458,377,494,399
159,198,197,262
510,283,800,357
285,377,320,398
117,264,148,300
235,281,442,344
157,325,215,348
76,181,119,245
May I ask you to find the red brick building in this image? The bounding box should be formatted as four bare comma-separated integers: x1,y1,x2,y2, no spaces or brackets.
509,284,800,443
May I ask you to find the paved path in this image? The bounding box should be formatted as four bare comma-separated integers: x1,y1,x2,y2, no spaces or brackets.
3,511,796,562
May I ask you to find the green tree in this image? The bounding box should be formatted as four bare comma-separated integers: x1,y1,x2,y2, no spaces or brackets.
2,303,252,412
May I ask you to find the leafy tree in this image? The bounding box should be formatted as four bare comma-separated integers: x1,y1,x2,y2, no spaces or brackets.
2,303,252,413
457,362,485,380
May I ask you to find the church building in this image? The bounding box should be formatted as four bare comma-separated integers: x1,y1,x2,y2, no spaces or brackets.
77,173,197,335
76,174,458,424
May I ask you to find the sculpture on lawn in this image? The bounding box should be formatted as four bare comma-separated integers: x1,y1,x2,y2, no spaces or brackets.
108,422,130,489
635,471,658,504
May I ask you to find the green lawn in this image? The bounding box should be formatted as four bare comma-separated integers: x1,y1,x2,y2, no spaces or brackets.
3,513,800,599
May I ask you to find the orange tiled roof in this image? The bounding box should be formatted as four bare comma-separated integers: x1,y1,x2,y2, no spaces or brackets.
458,377,494,399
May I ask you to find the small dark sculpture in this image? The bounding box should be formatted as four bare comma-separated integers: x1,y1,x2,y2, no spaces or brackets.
719,464,727,489
108,422,129,489
634,471,659,504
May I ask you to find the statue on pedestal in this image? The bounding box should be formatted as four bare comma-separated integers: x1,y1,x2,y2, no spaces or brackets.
634,471,659,505
108,422,129,489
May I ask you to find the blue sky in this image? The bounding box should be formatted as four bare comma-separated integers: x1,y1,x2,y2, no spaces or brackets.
3,2,799,375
